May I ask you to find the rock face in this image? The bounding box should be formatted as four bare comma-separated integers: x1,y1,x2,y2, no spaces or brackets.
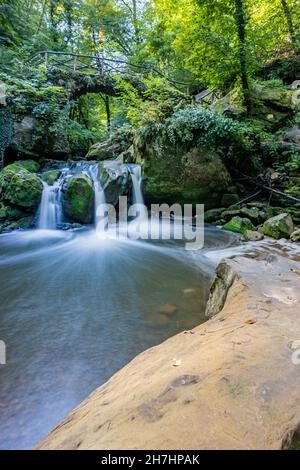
263,213,294,239
86,141,121,161
0,163,43,211
37,245,300,450
99,162,132,206
63,174,93,224
141,143,232,209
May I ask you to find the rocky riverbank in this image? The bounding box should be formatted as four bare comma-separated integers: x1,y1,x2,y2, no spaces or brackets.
37,240,300,450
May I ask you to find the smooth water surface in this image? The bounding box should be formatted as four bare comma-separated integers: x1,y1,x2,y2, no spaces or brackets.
0,225,237,449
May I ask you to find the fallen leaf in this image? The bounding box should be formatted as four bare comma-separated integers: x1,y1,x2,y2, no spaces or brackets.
245,318,257,325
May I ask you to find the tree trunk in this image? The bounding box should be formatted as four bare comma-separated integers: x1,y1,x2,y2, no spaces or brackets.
105,95,111,135
234,0,251,115
280,0,297,50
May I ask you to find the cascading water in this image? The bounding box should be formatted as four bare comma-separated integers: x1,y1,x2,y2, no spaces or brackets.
130,165,144,206
37,172,66,230
87,163,107,229
129,164,147,221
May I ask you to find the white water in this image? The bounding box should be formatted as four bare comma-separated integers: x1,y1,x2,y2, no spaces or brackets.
129,165,147,221
88,164,107,228
37,178,64,230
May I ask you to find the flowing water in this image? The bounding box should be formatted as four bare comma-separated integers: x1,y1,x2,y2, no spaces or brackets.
0,163,240,449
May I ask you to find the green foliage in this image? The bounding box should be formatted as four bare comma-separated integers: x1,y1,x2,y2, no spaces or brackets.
166,106,253,162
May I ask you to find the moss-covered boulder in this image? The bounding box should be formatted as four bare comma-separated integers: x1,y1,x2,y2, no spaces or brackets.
263,213,294,239
204,208,226,223
0,163,43,211
223,216,255,235
14,160,40,173
63,174,93,224
142,144,231,209
86,141,121,161
41,170,61,186
0,201,25,220
221,194,240,207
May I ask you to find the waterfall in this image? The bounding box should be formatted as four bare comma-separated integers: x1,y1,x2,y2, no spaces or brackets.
88,164,107,228
129,165,147,221
37,172,65,230
130,165,144,206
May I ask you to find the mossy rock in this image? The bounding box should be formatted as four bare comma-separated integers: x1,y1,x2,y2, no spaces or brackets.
14,160,40,173
41,170,61,185
63,174,93,224
223,216,255,235
243,230,264,241
204,208,226,223
221,194,240,207
291,229,300,242
240,207,260,223
0,202,25,220
0,163,43,211
263,213,294,239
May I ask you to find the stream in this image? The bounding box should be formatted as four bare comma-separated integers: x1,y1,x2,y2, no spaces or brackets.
0,163,239,449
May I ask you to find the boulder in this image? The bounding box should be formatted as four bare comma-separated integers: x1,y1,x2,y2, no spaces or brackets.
291,229,300,242
240,207,260,223
86,141,121,161
63,174,93,224
263,213,294,239
243,230,264,242
204,208,226,223
223,216,255,235
221,194,240,207
99,162,132,206
14,160,40,173
143,144,231,208
0,163,43,211
41,170,61,186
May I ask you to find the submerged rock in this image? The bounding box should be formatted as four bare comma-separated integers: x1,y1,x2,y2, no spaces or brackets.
263,213,294,239
223,216,255,234
63,174,93,224
0,163,43,211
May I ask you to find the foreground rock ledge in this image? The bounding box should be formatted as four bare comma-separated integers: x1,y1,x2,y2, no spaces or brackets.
37,247,300,450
